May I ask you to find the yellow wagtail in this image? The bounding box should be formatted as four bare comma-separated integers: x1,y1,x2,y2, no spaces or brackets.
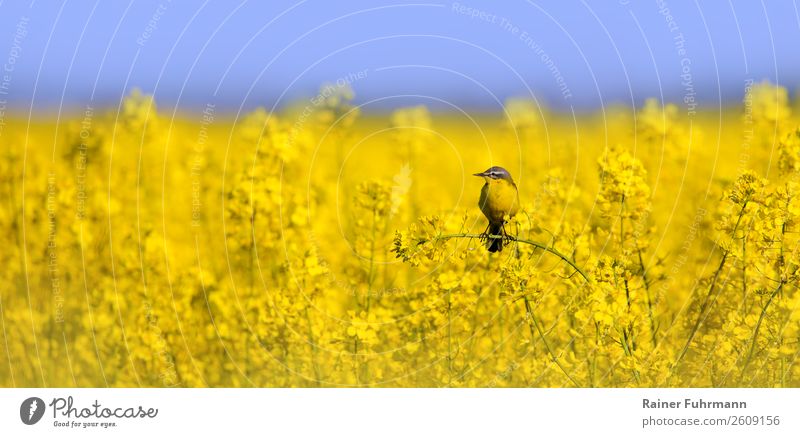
474,166,519,252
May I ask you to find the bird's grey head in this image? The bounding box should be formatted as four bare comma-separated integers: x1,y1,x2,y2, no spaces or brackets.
473,166,513,181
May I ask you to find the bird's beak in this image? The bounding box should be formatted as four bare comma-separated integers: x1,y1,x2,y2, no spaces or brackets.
473,172,486,177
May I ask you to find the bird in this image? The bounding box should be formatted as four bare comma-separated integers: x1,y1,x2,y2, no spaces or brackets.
474,166,520,252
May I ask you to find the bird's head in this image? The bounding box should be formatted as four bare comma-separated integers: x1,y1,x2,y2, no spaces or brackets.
473,166,514,183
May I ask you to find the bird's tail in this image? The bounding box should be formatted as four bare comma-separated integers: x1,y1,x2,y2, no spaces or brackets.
487,223,504,253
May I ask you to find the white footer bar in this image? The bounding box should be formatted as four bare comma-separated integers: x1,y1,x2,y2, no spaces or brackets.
1,388,797,436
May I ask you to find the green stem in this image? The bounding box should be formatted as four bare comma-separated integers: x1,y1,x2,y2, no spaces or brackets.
741,237,747,315
623,277,636,352
741,216,787,381
524,297,582,387
433,233,590,283
620,329,642,384
637,248,657,348
676,201,748,364
619,196,625,252
740,282,782,380
447,287,453,384
305,307,321,386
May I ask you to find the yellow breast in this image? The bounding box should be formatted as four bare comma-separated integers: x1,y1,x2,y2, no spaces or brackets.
478,179,519,224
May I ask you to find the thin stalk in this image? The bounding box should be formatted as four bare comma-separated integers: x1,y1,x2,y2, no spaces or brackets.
619,195,625,252
523,297,582,387
740,282,782,380
623,277,636,351
305,306,321,386
741,217,787,380
638,248,658,348
620,329,642,384
676,201,748,363
432,233,590,283
353,337,360,385
458,286,488,378
591,324,600,387
741,237,747,315
447,287,453,384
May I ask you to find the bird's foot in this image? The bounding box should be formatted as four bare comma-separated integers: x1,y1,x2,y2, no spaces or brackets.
479,224,491,244
500,224,516,241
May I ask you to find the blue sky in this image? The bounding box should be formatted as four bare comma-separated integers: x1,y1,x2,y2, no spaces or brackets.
0,0,798,112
